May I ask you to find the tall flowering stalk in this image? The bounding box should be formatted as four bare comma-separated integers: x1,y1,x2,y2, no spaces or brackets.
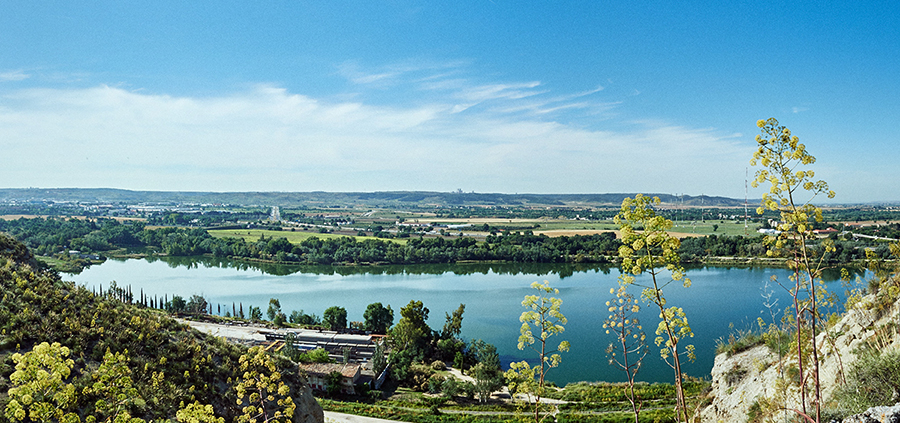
615,194,694,422
604,285,647,423
750,117,835,422
505,281,570,423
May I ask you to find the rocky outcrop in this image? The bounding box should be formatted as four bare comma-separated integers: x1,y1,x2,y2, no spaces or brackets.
700,293,900,422
837,404,900,423
294,381,325,423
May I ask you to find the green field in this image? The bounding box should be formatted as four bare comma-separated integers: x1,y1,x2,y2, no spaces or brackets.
526,220,620,231
450,218,759,238
208,229,408,245
668,219,758,237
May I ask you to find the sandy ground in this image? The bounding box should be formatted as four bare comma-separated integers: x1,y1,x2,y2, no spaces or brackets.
0,214,45,220
177,319,267,341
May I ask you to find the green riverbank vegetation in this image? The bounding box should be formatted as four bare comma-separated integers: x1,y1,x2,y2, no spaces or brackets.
1,211,895,275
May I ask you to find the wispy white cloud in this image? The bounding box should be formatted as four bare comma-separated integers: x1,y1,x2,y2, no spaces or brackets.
0,70,30,81
0,83,753,196
792,106,809,114
342,61,593,117
455,81,545,103
338,59,467,87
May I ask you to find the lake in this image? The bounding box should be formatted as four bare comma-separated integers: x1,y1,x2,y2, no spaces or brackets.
67,257,853,386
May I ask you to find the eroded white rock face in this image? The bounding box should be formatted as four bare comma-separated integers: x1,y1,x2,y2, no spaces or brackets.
700,344,791,423
700,294,900,423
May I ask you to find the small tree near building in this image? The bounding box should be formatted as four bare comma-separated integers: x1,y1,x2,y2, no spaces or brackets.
323,306,348,331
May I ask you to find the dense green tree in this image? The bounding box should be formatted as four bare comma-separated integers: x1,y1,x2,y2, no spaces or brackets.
288,310,319,326
472,362,503,403
186,294,208,315
362,302,393,334
169,295,187,313
435,338,465,363
389,300,430,353
264,238,293,256
322,306,347,331
386,348,422,386
371,340,387,377
297,348,332,364
249,306,263,321
386,302,433,386
266,298,282,321
441,303,465,340
325,371,344,396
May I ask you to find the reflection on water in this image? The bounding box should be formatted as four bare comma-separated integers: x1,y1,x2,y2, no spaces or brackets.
136,255,616,278
129,254,863,281
73,257,856,386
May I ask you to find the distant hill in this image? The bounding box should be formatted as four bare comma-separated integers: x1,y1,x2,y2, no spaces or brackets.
0,188,746,208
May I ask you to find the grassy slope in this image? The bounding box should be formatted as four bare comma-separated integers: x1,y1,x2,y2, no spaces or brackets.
0,233,312,421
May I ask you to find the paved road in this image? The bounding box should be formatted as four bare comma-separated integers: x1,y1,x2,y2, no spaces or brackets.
177,318,267,341
324,411,398,423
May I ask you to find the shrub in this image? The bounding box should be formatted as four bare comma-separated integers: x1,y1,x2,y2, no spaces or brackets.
407,364,436,392
763,326,793,358
723,364,747,387
426,374,445,394
746,400,764,423
715,326,765,357
441,378,462,398
831,349,900,415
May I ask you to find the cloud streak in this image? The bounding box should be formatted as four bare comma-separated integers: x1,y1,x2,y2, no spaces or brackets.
0,77,752,196
0,70,29,81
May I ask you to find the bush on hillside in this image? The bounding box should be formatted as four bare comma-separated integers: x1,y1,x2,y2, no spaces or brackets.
831,349,900,416
0,233,310,421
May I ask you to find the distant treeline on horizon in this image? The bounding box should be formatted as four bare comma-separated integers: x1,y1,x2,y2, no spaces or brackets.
1,187,750,208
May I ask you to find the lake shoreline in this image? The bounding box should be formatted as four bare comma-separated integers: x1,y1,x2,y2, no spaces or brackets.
68,257,853,385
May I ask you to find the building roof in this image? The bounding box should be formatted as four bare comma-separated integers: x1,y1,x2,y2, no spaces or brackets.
299,362,361,379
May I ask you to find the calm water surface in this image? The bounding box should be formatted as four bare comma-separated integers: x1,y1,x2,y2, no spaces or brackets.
68,257,850,386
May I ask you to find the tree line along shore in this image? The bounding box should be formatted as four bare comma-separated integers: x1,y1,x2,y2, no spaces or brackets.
1,213,898,274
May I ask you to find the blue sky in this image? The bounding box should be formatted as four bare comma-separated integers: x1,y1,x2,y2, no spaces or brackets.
1,1,897,203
